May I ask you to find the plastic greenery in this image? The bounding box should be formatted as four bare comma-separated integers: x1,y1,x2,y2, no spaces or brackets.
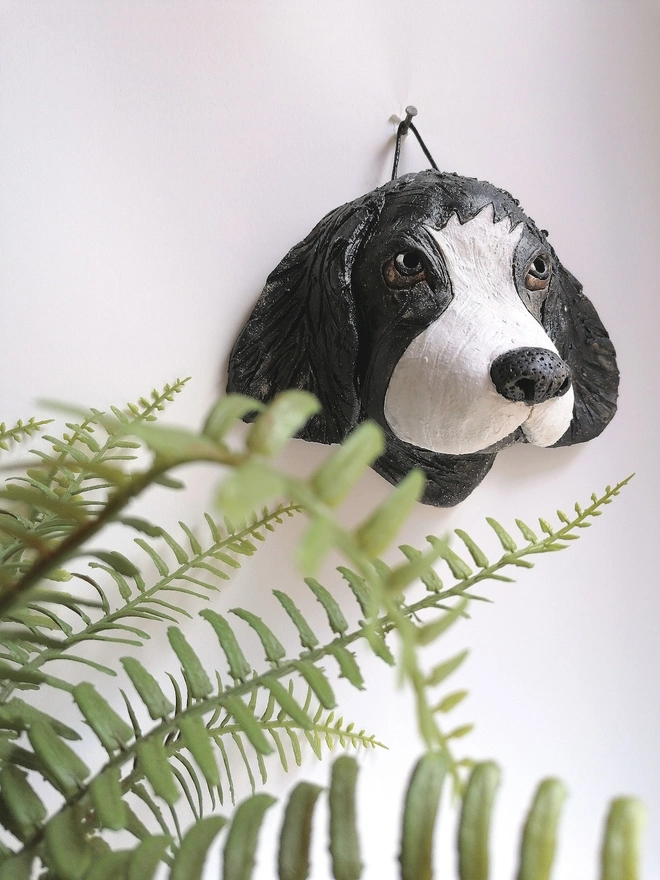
109,754,640,880
0,379,643,879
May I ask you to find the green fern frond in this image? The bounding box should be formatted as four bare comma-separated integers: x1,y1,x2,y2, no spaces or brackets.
0,418,53,454
216,755,643,880
119,378,192,423
408,476,633,604
270,477,631,778
0,582,387,859
0,385,486,785
212,688,384,780
0,469,630,792
0,503,300,702
33,375,190,500
41,753,640,880
0,383,634,878
0,680,381,868
0,379,191,609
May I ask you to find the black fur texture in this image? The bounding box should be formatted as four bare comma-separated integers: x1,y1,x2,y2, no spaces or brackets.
227,171,619,506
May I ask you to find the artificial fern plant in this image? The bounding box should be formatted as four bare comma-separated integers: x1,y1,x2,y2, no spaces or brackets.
0,379,644,879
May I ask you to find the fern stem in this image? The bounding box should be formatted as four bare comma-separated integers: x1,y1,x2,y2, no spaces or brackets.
0,418,52,452
11,695,383,858
3,479,626,863
404,477,632,618
0,465,167,617
0,503,301,704
0,379,191,568
44,380,191,509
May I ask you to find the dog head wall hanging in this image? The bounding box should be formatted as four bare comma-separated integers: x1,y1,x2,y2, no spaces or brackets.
227,145,618,506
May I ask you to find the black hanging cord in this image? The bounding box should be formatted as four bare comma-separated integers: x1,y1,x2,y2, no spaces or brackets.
391,105,439,181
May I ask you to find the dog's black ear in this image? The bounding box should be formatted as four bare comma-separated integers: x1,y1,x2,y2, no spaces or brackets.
227,191,385,443
543,261,619,445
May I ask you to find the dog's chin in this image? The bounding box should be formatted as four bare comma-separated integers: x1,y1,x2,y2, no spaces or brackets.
384,406,533,456
403,424,540,458
389,423,525,458
386,385,575,457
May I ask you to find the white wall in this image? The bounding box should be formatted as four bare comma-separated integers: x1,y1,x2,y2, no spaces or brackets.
1,2,659,877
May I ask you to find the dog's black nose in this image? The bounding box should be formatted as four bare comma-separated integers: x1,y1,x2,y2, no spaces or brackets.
490,347,572,405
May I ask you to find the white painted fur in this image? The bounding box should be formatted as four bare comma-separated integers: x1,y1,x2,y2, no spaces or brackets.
384,204,575,455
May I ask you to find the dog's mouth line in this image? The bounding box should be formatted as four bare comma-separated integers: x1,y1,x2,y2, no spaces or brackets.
475,426,526,455
472,402,559,454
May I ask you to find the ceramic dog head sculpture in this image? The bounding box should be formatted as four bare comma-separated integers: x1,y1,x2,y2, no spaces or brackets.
227,170,619,506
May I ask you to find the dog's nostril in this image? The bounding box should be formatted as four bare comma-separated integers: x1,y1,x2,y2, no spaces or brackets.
515,378,537,402
490,347,572,405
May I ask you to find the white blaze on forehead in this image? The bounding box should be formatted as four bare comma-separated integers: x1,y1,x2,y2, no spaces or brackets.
384,204,575,455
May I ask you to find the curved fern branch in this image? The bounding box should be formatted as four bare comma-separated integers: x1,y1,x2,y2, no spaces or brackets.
0,672,383,869
0,379,192,607
0,418,52,454
269,477,633,781
0,478,626,871
0,463,630,834
0,384,632,878
0,464,169,617
0,385,629,777
0,502,301,703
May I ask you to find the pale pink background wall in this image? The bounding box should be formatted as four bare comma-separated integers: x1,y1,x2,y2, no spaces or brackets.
1,2,659,876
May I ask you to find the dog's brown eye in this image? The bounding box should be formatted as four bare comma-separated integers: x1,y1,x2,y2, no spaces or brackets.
383,251,426,289
525,253,552,291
